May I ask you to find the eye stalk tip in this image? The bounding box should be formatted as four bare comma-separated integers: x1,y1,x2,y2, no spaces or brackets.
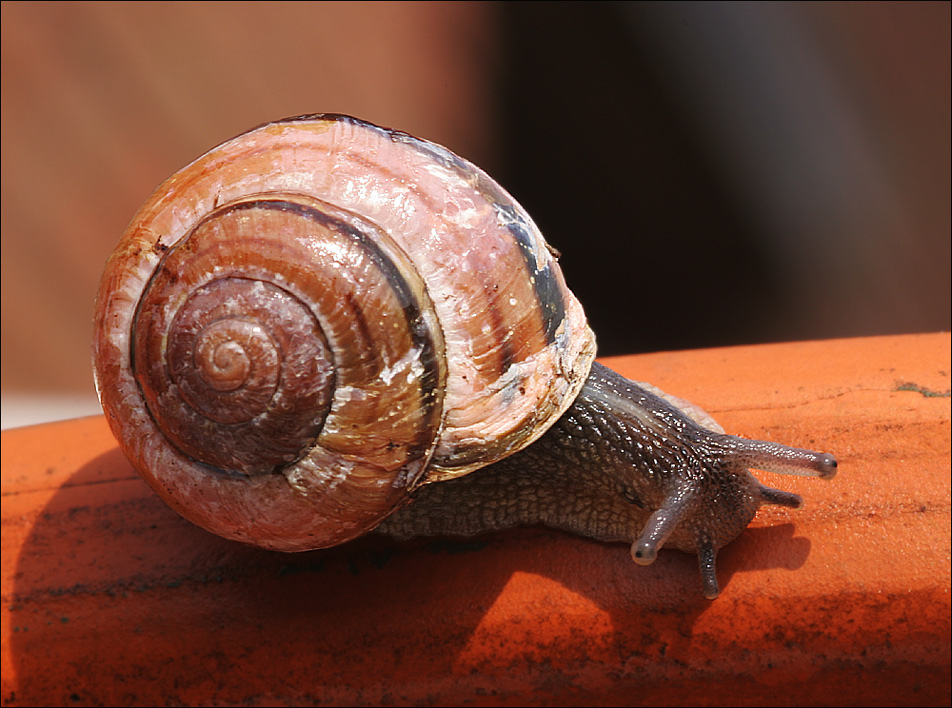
630,540,658,566
815,453,838,480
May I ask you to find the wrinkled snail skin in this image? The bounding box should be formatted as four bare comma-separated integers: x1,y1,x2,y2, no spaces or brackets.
92,113,837,599
379,362,837,599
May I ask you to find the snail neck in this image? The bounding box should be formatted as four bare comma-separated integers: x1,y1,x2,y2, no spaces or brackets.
375,363,750,548
376,362,834,599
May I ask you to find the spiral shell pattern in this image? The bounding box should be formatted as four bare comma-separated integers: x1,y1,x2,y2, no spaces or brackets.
93,115,595,549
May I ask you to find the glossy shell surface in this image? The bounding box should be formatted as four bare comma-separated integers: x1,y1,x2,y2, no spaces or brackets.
92,114,596,549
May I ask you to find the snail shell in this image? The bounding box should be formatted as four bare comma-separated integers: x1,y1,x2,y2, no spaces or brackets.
93,114,595,550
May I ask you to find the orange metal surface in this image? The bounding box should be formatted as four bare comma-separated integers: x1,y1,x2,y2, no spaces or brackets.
2,333,950,706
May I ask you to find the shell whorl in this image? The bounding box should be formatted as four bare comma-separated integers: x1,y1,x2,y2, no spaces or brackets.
92,114,596,549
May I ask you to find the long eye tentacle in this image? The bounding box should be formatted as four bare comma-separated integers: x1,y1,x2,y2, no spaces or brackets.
630,483,699,566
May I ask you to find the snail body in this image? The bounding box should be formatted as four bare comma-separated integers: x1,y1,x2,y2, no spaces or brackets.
93,114,836,598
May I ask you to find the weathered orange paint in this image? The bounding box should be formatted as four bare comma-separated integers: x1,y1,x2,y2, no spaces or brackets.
2,333,950,706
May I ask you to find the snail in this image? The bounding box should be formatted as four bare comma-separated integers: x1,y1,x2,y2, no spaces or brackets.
92,114,837,599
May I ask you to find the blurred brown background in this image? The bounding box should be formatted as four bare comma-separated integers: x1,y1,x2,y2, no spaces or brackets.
2,1,949,428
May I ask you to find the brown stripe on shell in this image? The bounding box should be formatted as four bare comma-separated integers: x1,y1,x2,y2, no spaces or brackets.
386,121,569,346
223,198,445,475
131,196,445,482
325,133,521,382
133,275,335,474
249,115,594,477
269,113,567,374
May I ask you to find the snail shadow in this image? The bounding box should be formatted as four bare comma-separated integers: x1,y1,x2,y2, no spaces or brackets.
8,447,810,705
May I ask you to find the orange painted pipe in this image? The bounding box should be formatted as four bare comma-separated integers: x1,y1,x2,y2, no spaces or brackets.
2,334,950,706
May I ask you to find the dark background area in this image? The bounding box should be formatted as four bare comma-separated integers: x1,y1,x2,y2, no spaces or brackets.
499,2,775,355
496,2,949,355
